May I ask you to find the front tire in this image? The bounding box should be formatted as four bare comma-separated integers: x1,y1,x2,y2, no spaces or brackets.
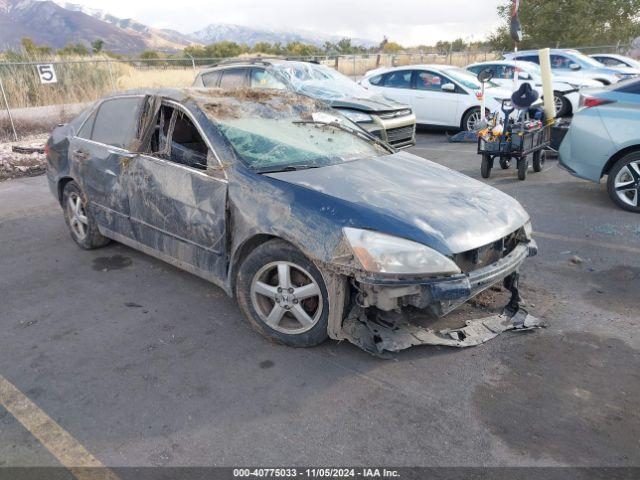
606,152,640,213
235,239,330,347
462,107,482,132
532,150,545,172
518,157,529,181
481,155,493,178
554,93,570,117
62,181,110,250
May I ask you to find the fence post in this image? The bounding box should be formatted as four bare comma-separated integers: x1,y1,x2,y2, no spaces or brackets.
0,76,18,142
106,59,116,92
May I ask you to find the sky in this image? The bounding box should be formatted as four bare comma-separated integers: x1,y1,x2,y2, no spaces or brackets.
64,0,505,45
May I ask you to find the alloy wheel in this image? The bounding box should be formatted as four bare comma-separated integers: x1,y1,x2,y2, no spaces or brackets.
554,95,565,115
614,160,640,207
250,261,323,334
67,192,89,240
466,110,482,131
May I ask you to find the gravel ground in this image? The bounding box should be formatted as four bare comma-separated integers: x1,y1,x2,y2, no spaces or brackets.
0,134,49,181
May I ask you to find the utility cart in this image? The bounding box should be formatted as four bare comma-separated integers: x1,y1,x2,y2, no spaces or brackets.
477,99,552,181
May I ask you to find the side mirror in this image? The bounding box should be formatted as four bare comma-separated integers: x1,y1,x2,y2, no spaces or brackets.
477,69,494,83
441,83,456,92
569,63,581,71
518,72,532,80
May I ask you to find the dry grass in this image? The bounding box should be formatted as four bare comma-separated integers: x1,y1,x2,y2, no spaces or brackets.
0,57,196,110
116,67,196,90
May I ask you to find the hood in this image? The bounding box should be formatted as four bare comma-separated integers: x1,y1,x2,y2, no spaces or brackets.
303,87,408,113
553,75,601,88
293,82,408,113
266,151,530,255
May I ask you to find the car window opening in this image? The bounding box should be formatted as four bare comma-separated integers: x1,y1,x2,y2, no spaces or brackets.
148,105,209,171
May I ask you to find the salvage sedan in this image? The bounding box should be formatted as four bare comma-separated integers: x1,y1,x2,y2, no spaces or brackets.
46,88,539,354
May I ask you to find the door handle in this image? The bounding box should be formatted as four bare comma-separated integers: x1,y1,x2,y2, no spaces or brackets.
71,149,89,160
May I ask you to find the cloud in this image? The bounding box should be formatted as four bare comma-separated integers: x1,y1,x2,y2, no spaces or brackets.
68,0,504,45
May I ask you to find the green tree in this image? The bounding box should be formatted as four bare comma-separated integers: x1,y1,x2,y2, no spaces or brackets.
91,39,104,54
490,0,640,50
204,41,247,58
252,42,274,54
381,41,404,53
184,45,207,58
336,38,353,54
58,43,89,56
21,37,52,56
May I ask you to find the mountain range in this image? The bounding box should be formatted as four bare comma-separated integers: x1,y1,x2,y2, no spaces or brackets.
0,0,376,54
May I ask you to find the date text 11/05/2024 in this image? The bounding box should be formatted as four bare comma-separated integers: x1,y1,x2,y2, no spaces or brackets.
233,468,401,478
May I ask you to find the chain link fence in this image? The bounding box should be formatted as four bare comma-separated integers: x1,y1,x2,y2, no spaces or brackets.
0,44,636,140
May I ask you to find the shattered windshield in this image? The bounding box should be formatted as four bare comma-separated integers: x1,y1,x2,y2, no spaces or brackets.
194,89,390,173
271,62,375,100
218,116,388,172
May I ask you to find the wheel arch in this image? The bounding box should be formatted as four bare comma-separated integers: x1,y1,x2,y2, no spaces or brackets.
460,105,489,130
602,144,640,177
229,233,305,292
57,176,75,205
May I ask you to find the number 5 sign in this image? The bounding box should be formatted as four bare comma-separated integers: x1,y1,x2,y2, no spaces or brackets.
36,64,57,84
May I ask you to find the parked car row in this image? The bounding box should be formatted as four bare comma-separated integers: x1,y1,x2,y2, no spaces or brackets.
193,59,417,149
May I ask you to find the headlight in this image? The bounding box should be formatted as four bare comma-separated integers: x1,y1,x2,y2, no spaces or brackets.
523,220,533,240
343,228,461,276
335,109,373,123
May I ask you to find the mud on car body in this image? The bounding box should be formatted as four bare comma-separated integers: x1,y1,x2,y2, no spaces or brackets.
46,88,540,355
193,59,416,149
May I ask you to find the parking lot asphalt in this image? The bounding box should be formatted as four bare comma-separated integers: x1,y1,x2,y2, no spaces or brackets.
0,130,639,469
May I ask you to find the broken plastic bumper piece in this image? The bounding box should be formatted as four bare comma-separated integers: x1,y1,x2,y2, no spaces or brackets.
340,305,545,356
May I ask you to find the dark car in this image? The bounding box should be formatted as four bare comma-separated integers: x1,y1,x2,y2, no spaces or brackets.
193,59,416,149
46,88,538,354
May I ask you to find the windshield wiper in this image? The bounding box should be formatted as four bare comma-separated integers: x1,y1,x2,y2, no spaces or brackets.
292,120,395,153
254,164,323,174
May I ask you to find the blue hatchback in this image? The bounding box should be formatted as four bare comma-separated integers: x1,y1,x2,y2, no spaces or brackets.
559,78,640,213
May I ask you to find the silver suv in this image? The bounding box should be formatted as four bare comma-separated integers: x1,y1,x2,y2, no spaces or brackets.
193,58,416,149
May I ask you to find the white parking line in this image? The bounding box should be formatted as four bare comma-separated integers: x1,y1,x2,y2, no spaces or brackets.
0,375,119,480
534,231,640,255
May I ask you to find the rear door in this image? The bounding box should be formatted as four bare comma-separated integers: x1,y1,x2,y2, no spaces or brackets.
218,68,250,88
412,69,460,125
371,70,417,118
70,95,144,237
125,100,229,284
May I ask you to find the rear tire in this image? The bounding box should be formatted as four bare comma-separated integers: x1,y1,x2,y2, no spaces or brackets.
62,181,110,250
606,152,640,213
481,155,493,178
235,239,330,347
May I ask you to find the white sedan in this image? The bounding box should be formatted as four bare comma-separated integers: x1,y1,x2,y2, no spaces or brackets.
466,60,600,116
359,65,512,131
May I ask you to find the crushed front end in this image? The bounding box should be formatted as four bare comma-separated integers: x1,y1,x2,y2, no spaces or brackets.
327,224,543,355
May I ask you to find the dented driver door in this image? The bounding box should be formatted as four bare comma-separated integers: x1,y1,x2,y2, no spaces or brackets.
123,102,229,287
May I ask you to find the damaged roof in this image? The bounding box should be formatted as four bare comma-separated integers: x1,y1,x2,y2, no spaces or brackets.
102,87,330,122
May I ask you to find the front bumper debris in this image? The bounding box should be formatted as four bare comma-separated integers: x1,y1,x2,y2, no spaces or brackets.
340,306,544,355
338,268,546,356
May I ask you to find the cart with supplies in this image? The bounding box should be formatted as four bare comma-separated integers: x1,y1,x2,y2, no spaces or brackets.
477,100,551,181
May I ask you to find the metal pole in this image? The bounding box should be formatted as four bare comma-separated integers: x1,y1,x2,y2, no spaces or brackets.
352,54,356,80
106,59,116,92
186,53,196,72
0,76,18,142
